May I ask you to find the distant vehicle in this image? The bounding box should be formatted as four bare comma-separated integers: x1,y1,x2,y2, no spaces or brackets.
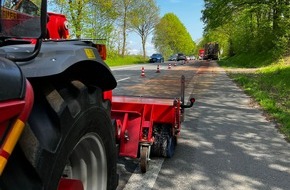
203,42,219,60
177,53,186,61
149,53,164,63
189,55,196,60
168,54,177,61
198,49,205,60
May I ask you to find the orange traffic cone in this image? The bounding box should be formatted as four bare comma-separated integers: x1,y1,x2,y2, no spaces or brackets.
141,67,145,77
156,65,160,73
168,63,171,69
174,62,177,66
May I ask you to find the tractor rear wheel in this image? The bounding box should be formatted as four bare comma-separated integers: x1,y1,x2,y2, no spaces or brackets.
13,79,117,190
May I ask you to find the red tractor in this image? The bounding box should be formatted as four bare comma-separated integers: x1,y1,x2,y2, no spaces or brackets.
0,0,117,189
0,0,194,189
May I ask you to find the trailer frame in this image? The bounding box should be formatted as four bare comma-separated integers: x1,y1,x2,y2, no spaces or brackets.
111,75,195,173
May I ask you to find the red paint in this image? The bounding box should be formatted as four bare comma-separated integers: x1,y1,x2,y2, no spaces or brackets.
0,149,10,160
58,179,84,190
111,96,181,158
47,12,69,39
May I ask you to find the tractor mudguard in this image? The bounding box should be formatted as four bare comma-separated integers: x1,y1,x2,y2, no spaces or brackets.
0,57,26,101
2,40,117,91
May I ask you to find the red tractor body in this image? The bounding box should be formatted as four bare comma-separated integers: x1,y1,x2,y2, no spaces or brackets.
47,12,69,39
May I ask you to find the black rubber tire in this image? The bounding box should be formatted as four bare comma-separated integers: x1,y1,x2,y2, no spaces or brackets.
2,79,118,190
151,124,173,158
140,147,149,173
151,134,167,157
161,136,168,157
166,136,175,158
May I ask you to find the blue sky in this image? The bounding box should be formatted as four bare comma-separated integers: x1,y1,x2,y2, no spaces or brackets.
128,0,205,55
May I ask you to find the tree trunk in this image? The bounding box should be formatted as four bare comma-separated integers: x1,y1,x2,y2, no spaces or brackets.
142,35,147,59
121,10,127,57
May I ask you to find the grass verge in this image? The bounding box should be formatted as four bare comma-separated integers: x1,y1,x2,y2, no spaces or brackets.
219,52,290,141
106,55,147,67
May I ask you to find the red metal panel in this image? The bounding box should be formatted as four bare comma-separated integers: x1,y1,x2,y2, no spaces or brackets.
0,101,24,123
58,178,84,190
112,96,174,105
112,111,141,158
112,99,177,125
151,105,175,123
111,95,182,158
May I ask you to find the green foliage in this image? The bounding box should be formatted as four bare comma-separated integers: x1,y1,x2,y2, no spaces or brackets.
219,52,275,68
220,54,290,140
152,13,196,58
202,0,290,60
50,0,116,39
128,0,160,58
106,55,146,66
198,26,232,57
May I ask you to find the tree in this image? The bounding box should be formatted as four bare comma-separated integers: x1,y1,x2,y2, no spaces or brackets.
128,0,160,58
51,0,117,38
84,0,117,39
153,13,196,58
201,0,290,57
114,0,136,57
49,0,118,54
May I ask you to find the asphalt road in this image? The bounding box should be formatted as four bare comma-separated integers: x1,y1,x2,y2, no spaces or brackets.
111,60,290,190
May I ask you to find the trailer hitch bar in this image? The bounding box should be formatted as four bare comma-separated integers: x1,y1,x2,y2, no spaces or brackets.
181,97,195,109
180,75,195,109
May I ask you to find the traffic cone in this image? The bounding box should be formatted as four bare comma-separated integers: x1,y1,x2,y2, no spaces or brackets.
141,67,145,77
174,62,177,66
156,65,160,73
168,63,171,69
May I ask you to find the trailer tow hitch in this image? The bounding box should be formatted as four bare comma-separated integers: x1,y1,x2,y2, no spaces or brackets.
180,74,195,109
181,97,195,109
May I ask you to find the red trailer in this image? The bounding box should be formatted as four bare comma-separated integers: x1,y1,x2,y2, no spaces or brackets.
110,76,195,173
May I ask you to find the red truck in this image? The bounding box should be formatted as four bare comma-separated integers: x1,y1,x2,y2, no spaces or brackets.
198,49,205,60
0,0,194,189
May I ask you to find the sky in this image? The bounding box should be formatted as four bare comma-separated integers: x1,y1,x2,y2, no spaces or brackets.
127,0,205,56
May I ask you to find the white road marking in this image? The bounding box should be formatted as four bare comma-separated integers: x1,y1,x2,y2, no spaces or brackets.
117,77,130,82
123,158,164,190
111,65,141,71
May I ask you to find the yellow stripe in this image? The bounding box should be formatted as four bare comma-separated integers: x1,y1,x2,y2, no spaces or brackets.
0,119,25,175
3,119,25,154
0,157,8,175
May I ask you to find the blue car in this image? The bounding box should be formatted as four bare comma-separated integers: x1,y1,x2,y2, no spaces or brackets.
149,53,164,63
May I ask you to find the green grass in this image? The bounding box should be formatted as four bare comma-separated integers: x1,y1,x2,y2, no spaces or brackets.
105,55,148,67
219,52,275,68
219,53,290,141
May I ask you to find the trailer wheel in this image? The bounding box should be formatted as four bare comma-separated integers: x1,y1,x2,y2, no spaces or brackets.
166,136,175,158
19,80,117,190
140,146,149,173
